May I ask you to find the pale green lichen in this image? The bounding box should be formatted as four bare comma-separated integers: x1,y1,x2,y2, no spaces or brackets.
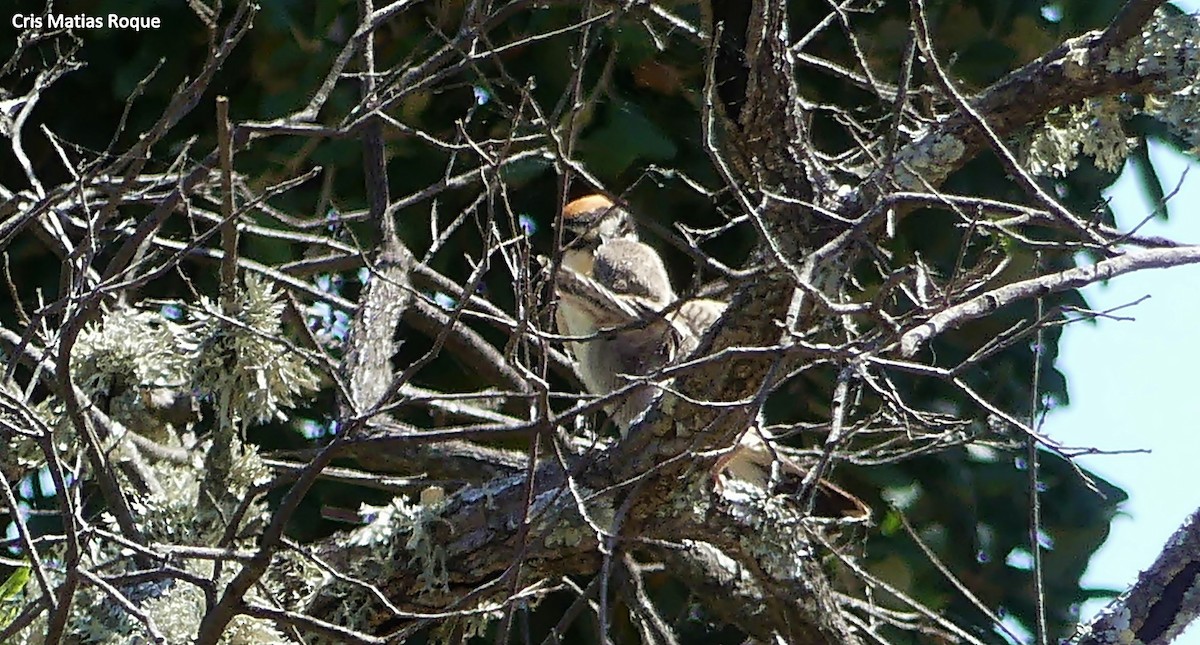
263,549,325,613
894,131,966,190
1106,9,1200,82
4,545,285,644
352,495,449,589
537,483,616,550
543,523,587,548
71,306,199,446
1074,603,1138,645
1126,9,1200,136
1023,10,1200,178
3,307,197,480
1,394,59,482
668,474,714,519
310,494,453,635
714,480,868,583
72,308,197,406
124,434,270,544
431,606,505,645
1107,10,1200,151
125,558,287,645
710,478,816,580
1024,97,1134,177
193,274,320,430
2,288,317,642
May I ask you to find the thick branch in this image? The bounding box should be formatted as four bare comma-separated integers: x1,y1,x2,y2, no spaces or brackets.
1074,507,1200,645
855,1,1167,199
899,246,1200,357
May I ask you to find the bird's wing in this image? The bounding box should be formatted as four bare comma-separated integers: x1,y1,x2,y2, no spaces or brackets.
554,265,656,329
718,433,871,520
675,298,728,335
591,238,674,304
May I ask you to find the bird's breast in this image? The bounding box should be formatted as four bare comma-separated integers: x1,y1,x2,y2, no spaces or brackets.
561,248,594,277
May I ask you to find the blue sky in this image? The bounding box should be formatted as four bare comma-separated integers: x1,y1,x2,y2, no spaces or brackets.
1050,2,1200,638
1052,141,1200,640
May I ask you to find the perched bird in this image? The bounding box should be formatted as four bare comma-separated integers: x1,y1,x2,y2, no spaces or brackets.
554,195,688,431
551,195,868,519
714,431,870,519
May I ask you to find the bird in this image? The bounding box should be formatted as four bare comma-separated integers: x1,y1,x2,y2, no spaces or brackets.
551,195,868,519
714,430,870,519
554,195,689,431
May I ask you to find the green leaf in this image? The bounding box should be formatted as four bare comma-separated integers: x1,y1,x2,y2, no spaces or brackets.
0,566,29,600
0,566,30,628
1129,142,1168,221
579,101,678,179
879,510,903,536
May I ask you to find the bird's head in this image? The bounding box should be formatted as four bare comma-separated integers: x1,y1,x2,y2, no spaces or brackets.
562,194,636,248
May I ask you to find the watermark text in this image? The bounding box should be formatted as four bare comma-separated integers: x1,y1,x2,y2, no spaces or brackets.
11,13,162,32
